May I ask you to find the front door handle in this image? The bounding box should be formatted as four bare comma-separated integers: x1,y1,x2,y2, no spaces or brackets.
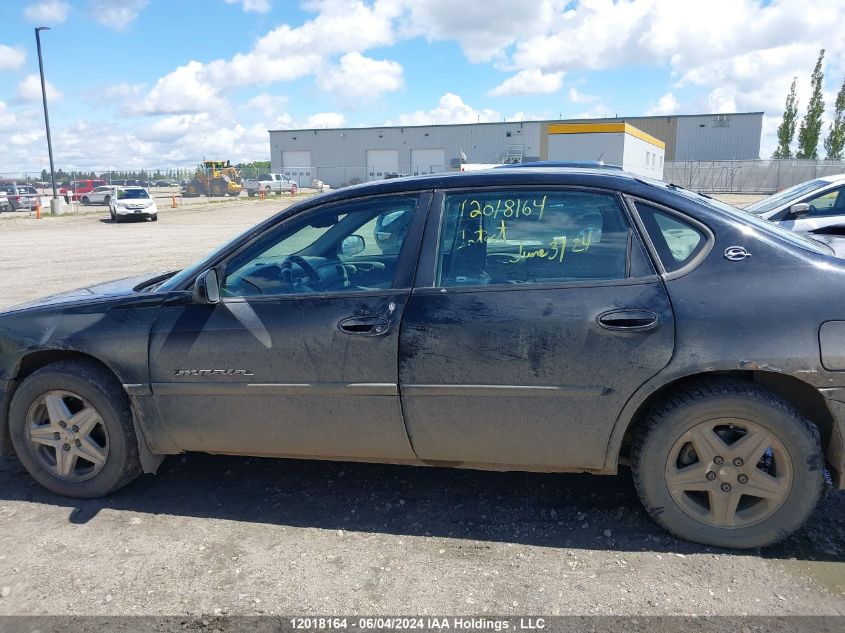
597,309,659,332
338,316,390,336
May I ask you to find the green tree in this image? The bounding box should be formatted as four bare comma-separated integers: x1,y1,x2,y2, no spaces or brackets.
773,77,799,158
824,75,845,160
797,49,826,159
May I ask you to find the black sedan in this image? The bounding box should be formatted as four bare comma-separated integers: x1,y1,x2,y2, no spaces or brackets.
1,167,843,549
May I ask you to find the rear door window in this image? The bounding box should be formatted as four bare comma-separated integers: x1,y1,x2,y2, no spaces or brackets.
436,190,631,287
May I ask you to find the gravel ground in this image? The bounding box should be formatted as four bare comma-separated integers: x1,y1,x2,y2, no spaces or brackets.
0,191,843,618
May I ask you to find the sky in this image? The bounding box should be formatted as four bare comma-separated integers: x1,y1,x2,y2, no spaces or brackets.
1,0,844,174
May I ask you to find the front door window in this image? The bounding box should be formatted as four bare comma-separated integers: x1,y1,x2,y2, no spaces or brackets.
221,195,419,297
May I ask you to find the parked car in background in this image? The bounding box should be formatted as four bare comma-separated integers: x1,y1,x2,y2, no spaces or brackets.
744,174,845,234
2,183,40,210
155,180,176,187
244,173,293,197
1,167,843,549
108,186,158,222
80,186,116,205
59,179,107,201
0,190,11,212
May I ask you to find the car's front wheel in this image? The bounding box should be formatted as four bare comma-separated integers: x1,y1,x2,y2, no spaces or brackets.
8,360,142,498
632,379,824,548
81,196,90,205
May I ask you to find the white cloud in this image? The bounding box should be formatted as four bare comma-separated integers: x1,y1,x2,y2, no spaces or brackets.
247,93,289,118
707,87,737,113
224,0,272,13
387,93,500,126
488,69,564,97
400,0,555,63
645,92,680,116
0,101,18,131
127,61,224,115
23,1,70,24
316,52,404,102
304,112,346,128
0,45,26,71
88,0,149,30
16,74,63,102
568,87,598,105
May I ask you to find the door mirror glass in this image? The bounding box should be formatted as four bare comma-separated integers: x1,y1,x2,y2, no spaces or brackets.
194,269,220,304
340,235,365,257
789,203,810,218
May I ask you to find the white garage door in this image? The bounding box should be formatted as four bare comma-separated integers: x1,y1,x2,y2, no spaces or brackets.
410,149,446,176
366,149,399,181
281,150,312,186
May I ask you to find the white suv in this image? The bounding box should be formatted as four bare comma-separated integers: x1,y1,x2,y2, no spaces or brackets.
109,186,158,223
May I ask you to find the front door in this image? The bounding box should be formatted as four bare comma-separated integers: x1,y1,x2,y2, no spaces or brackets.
149,192,429,460
399,187,675,470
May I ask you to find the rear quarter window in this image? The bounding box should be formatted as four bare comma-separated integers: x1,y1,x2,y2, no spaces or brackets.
635,202,707,273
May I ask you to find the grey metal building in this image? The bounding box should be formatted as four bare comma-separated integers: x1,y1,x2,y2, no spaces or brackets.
268,112,763,187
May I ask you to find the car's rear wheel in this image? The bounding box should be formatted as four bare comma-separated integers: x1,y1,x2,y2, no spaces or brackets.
8,360,142,498
631,378,823,548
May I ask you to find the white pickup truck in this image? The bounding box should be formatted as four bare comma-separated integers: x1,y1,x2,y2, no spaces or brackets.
243,173,294,197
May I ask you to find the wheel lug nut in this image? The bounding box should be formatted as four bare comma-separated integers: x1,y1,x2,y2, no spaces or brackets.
58,422,66,429
706,471,716,481
62,444,71,451
738,474,748,484
733,457,743,467
74,439,81,448
720,482,731,492
71,425,79,433
713,456,724,465
53,432,60,440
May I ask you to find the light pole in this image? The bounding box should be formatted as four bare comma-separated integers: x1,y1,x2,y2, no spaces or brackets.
35,26,59,213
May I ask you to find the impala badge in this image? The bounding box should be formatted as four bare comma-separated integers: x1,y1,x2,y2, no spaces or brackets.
724,246,751,261
174,369,255,377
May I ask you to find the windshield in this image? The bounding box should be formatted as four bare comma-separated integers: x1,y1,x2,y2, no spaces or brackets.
118,189,149,199
743,179,828,214
642,179,832,256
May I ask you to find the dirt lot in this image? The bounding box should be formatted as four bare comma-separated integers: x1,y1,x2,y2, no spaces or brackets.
0,194,843,618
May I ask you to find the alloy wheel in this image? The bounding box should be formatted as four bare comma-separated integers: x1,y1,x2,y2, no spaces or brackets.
25,390,110,482
664,418,792,528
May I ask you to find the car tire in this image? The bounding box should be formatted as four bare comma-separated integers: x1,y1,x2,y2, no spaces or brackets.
247,190,255,197
150,214,158,222
8,360,143,498
104,195,111,205
631,378,824,549
81,197,90,205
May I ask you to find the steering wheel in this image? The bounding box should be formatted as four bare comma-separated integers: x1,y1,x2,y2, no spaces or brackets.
279,255,326,292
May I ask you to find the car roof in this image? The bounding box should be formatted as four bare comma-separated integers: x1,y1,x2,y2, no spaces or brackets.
819,173,845,184
324,167,639,199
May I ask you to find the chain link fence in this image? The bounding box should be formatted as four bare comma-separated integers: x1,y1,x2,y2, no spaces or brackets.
664,160,845,193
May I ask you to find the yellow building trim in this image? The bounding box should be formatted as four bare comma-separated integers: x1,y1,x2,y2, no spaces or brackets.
547,122,665,150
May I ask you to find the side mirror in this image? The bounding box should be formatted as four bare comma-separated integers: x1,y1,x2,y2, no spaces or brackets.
789,202,811,218
193,269,220,304
340,235,365,257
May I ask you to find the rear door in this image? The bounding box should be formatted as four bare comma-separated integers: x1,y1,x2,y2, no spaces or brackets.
399,187,675,470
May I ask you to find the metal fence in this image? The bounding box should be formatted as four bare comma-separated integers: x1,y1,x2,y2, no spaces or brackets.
664,160,845,193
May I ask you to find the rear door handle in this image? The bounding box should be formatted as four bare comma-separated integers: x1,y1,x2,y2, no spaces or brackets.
338,316,390,336
597,309,659,332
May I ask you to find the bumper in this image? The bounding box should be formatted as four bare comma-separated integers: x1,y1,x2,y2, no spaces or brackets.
114,208,156,218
